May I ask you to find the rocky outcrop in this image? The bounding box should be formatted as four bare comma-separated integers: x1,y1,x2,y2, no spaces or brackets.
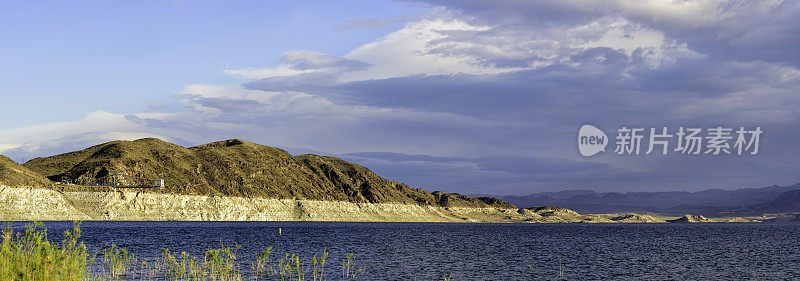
523,206,586,222
0,186,89,220
0,186,534,222
667,214,712,223
762,213,800,222
0,187,769,223
609,213,663,223
723,217,761,223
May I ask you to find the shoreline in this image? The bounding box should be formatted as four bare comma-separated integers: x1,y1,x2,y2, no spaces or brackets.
1,186,768,223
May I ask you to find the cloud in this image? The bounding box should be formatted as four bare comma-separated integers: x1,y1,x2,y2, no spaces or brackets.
0,111,183,161
0,144,21,154
279,50,371,71
333,15,419,31
2,2,799,194
148,102,166,110
345,152,609,175
413,0,800,67
225,50,370,81
344,152,469,163
474,155,610,175
421,15,702,71
339,151,633,194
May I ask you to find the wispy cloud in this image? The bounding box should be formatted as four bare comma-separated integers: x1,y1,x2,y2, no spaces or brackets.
333,15,420,31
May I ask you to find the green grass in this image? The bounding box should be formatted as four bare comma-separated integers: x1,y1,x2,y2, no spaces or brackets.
1,221,572,280
0,222,88,281
0,222,372,281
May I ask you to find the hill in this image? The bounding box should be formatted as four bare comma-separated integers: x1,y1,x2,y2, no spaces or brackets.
496,184,800,215
22,138,512,208
667,214,712,223
735,190,800,215
0,155,52,187
759,190,800,211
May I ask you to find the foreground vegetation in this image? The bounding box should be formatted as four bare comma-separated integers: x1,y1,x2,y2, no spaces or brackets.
0,222,368,281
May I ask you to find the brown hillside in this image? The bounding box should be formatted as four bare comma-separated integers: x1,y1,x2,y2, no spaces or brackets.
0,155,52,187
24,138,513,208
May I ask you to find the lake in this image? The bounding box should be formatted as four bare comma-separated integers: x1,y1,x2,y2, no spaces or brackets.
11,221,800,280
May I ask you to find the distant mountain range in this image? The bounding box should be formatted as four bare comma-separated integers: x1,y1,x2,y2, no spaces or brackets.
490,184,800,216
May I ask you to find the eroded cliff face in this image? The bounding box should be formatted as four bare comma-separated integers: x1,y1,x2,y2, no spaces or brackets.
0,186,535,222
0,186,89,220
5,186,756,223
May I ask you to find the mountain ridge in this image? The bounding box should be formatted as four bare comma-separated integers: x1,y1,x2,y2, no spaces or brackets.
492,184,800,215
18,138,512,209
0,155,52,187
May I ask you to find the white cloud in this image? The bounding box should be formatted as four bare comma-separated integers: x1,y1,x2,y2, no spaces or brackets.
0,111,181,160
0,111,132,143
227,11,702,86
341,17,519,81
224,50,371,81
0,144,21,154
606,0,784,31
225,66,313,80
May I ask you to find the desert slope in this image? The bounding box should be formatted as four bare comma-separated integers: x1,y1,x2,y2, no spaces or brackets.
0,155,52,187
22,138,510,209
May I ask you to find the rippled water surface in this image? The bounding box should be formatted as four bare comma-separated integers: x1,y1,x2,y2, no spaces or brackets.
15,221,800,280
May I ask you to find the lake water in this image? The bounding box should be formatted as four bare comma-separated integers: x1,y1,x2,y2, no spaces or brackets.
12,221,800,280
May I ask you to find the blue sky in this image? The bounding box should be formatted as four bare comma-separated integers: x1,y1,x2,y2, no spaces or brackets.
0,0,422,128
1,0,799,194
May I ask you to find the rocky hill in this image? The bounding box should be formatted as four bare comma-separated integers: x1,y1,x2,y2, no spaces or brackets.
730,190,800,215
756,190,800,212
22,138,511,208
0,155,52,187
667,214,712,223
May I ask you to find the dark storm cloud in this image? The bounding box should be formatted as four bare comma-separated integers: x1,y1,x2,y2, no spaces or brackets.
338,152,621,193
333,15,419,32
344,152,468,163
246,55,752,124
413,0,800,67
234,10,800,193
279,50,371,72
344,152,610,176
246,1,800,193
244,71,337,93
474,155,610,175
189,96,264,113
125,115,185,129
246,47,797,128
243,51,371,92
626,1,800,68
407,0,601,26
